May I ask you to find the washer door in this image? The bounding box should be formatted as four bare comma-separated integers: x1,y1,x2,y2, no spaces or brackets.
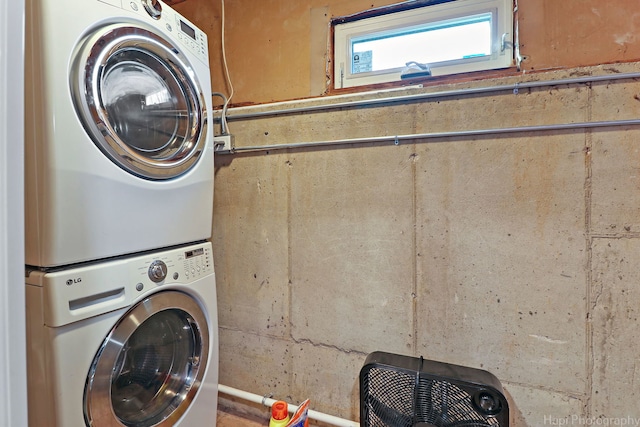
71,23,207,180
84,291,210,427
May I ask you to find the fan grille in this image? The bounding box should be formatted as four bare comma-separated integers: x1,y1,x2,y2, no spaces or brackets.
362,367,500,427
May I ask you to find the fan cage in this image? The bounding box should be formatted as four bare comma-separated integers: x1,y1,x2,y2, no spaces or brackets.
360,353,509,427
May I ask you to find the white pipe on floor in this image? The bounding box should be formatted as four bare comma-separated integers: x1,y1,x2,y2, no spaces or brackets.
218,384,360,427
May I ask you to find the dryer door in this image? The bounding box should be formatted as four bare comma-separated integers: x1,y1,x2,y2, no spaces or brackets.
84,290,210,427
71,23,207,180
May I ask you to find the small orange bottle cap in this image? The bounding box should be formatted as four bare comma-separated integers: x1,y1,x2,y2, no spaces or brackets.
272,401,288,421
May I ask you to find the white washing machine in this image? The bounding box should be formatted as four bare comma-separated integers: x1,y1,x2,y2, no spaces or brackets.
26,242,218,427
25,0,215,268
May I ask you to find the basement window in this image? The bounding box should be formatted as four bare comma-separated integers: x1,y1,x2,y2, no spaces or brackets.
333,0,514,89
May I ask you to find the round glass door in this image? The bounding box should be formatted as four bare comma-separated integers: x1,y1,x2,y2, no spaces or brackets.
84,291,210,427
71,23,207,180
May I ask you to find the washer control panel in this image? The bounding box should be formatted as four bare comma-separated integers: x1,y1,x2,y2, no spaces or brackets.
182,246,213,280
33,242,214,327
133,243,213,291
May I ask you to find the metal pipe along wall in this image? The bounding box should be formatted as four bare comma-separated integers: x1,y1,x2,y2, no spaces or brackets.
214,71,640,155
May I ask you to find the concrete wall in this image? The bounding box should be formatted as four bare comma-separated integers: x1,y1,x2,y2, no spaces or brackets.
174,0,640,424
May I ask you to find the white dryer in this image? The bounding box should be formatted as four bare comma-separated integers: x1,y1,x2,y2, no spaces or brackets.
25,0,215,268
26,241,218,427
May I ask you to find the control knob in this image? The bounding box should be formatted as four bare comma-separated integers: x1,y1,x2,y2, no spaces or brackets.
148,260,168,283
141,0,162,19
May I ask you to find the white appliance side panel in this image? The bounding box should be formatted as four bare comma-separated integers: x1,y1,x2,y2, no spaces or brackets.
26,285,58,426
0,0,27,424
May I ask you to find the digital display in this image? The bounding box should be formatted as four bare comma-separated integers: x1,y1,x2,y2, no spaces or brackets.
180,20,197,40
185,248,204,258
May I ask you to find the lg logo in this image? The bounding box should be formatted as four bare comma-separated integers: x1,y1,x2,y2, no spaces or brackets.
65,278,82,286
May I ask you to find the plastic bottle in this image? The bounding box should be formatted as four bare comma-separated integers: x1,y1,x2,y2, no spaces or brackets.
269,400,290,427
285,399,309,427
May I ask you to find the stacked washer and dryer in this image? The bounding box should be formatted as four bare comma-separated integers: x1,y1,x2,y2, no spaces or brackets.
24,0,218,426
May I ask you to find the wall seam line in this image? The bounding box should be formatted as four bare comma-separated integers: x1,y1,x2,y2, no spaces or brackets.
584,81,594,417
412,142,418,354
286,150,295,384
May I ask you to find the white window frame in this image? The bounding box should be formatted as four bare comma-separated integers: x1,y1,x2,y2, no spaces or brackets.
334,0,514,89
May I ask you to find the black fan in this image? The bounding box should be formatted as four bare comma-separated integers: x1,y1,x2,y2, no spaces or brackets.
360,352,509,427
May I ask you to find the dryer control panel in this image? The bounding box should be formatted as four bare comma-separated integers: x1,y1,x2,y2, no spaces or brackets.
123,0,209,65
172,14,208,62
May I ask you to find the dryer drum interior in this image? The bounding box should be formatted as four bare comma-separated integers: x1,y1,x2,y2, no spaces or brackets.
83,290,210,427
71,23,207,181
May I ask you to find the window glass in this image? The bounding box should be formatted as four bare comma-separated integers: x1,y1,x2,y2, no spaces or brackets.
351,14,492,74
334,0,513,88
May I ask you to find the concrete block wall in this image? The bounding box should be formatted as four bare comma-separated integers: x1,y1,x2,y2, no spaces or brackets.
212,63,640,425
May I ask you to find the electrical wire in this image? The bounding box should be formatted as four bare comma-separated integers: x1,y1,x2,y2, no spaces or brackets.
219,0,234,136
211,92,228,134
